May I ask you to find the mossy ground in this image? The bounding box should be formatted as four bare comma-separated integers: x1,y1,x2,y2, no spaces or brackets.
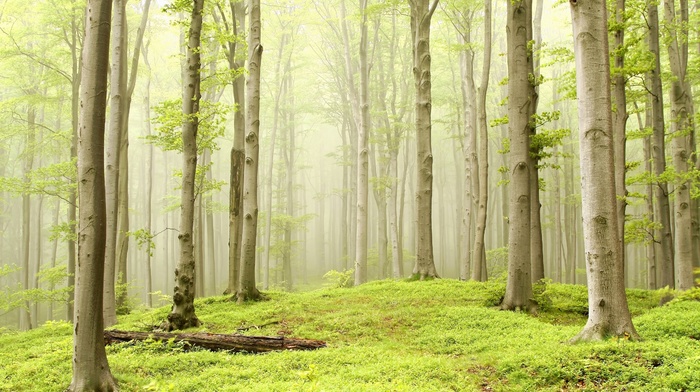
1,279,699,391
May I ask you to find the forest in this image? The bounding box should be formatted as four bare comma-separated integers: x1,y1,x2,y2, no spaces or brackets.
0,0,699,390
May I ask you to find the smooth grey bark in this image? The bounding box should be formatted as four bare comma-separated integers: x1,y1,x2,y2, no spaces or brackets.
458,28,476,281
640,101,657,289
283,73,295,291
238,0,262,302
409,0,439,280
354,0,370,286
471,0,492,282
21,105,36,331
502,0,534,311
664,0,694,291
103,0,127,328
529,0,544,283
142,40,154,307
67,0,117,388
647,0,674,288
165,0,204,331
612,0,628,283
569,0,638,341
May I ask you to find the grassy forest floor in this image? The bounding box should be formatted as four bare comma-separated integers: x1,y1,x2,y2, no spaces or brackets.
1,279,700,391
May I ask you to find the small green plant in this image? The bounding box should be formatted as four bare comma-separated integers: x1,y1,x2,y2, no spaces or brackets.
323,269,354,288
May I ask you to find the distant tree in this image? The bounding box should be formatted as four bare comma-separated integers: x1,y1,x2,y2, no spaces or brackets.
165,0,205,331
569,0,638,341
67,0,118,389
354,0,370,286
238,0,262,302
409,0,439,280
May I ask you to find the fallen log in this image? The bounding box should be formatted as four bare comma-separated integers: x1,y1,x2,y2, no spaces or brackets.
104,330,327,353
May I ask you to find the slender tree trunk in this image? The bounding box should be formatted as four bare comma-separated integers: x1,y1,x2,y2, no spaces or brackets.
645,0,674,288
502,0,534,310
664,0,694,290
283,74,295,291
354,0,370,285
103,0,128,327
530,0,544,282
409,0,439,280
641,101,657,289
570,0,638,341
612,0,628,283
21,105,36,331
143,59,154,307
68,0,118,387
166,0,205,330
238,0,263,302
225,0,245,296
472,0,492,282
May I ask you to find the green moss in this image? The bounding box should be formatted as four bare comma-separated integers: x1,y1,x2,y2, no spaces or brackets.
1,280,698,391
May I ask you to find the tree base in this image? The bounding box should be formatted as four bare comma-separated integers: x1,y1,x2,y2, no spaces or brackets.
570,323,640,343
408,272,439,281
67,372,118,392
163,311,201,332
235,287,263,304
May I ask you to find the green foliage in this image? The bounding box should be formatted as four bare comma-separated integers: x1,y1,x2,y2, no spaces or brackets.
1,264,72,316
322,269,354,288
115,273,138,316
1,281,699,391
148,98,228,154
128,228,156,257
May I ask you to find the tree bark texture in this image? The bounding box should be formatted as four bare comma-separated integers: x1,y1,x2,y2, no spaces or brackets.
68,0,118,389
104,330,326,353
103,0,127,328
647,1,674,288
612,0,628,283
569,0,638,341
664,0,694,291
238,0,263,302
502,0,534,311
472,0,492,282
354,0,370,286
166,0,205,331
410,0,439,280
226,0,246,296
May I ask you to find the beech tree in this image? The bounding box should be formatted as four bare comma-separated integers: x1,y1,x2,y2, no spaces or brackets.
354,0,370,285
502,0,534,311
409,0,439,280
165,0,205,331
569,0,638,341
68,0,118,389
238,0,262,302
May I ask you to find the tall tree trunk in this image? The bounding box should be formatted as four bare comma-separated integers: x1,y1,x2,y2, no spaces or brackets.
459,32,476,281
529,0,544,282
409,0,439,280
612,0,628,283
103,0,128,327
21,105,36,331
224,0,245,296
283,74,295,291
569,0,638,341
502,0,534,310
664,0,694,290
143,48,154,307
166,0,205,331
68,0,118,387
472,0,492,282
238,0,263,302
646,0,674,288
354,0,370,286
641,100,657,289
